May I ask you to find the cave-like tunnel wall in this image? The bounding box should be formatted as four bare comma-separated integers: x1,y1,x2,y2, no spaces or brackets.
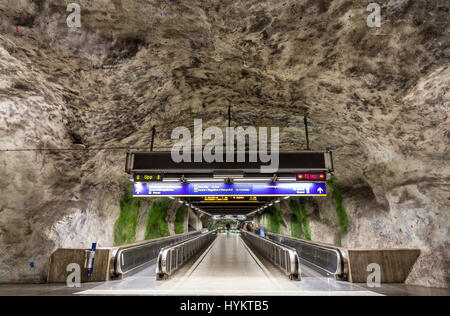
0,0,448,287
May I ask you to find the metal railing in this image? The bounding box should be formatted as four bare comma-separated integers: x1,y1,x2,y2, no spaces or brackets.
156,230,217,280
112,230,203,278
267,233,348,280
240,230,301,280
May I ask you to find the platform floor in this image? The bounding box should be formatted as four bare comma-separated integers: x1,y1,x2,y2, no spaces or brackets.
75,234,379,296
0,234,448,296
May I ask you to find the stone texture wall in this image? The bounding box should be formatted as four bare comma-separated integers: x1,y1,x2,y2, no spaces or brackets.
132,199,203,243
188,208,204,232
254,178,449,288
0,0,448,287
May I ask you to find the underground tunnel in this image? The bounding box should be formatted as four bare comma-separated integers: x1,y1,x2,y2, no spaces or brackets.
0,0,448,298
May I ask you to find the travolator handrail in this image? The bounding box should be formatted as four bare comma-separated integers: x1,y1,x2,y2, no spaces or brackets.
156,230,217,280
240,230,301,280
267,233,348,280
113,230,203,278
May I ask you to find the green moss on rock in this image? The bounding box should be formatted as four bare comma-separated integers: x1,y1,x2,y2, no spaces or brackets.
290,215,303,238
327,176,348,232
267,203,282,234
114,183,140,246
145,198,172,239
174,204,187,234
300,199,311,240
288,197,311,240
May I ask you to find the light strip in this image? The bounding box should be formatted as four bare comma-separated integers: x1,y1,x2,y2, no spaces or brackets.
162,177,299,183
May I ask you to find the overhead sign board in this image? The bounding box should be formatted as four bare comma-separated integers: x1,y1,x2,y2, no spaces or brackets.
126,151,332,173
133,173,164,182
201,196,259,202
133,182,326,197
296,172,326,181
213,215,246,220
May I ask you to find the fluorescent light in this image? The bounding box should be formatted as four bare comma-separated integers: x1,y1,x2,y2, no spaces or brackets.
163,178,299,183
233,178,273,182
181,178,224,182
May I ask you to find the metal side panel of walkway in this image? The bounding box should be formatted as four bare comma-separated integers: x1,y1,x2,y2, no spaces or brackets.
155,233,299,294
76,234,381,296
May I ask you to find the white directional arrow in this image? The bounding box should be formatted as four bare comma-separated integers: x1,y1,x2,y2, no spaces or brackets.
135,183,144,194
317,187,324,194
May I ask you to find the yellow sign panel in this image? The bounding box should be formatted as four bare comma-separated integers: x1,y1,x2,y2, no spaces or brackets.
134,173,163,182
201,196,259,202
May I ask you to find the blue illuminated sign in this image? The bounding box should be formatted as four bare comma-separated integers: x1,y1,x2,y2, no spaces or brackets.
133,182,326,197
213,215,246,220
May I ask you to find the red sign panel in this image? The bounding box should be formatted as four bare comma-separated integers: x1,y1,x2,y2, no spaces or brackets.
296,172,326,182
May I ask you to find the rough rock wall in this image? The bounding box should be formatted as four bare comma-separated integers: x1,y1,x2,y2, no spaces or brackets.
0,0,448,286
135,199,151,241
132,198,202,242
257,201,291,236
188,208,204,232
164,199,183,237
255,173,449,287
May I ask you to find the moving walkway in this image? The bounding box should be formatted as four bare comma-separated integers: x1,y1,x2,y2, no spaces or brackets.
111,230,344,281
267,233,348,280
111,230,205,278
49,229,419,287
